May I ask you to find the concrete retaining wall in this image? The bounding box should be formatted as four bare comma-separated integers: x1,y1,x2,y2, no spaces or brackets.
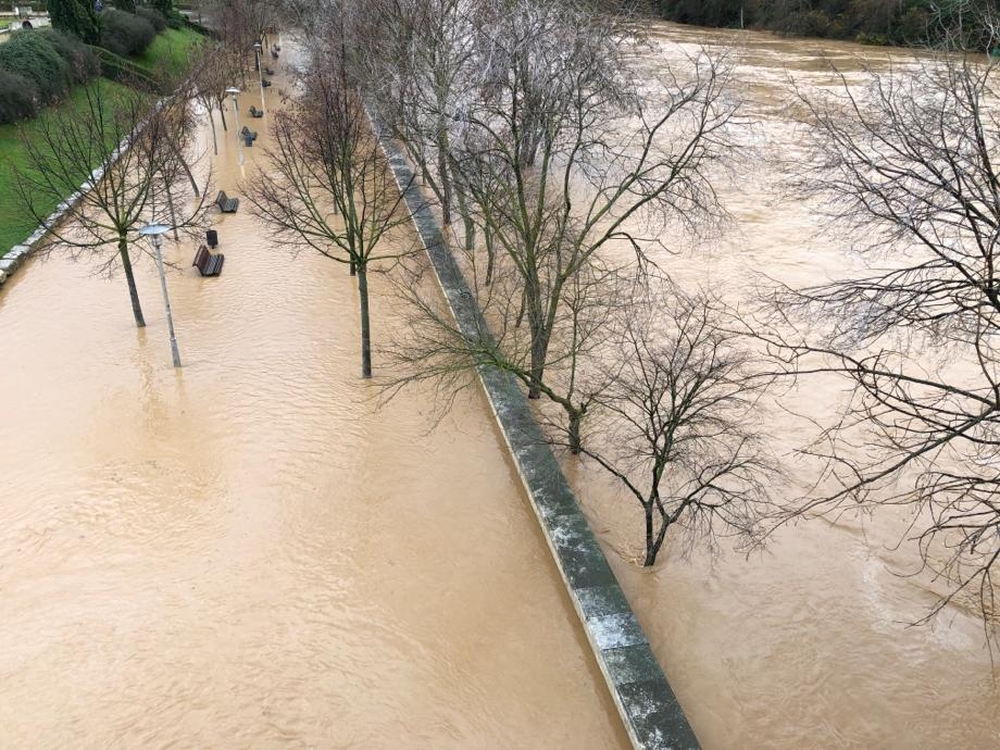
374,128,701,750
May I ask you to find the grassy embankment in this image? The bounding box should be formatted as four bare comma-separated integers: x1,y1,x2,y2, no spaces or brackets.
0,26,203,258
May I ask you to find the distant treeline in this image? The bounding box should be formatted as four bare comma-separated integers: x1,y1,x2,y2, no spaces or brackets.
654,0,1000,50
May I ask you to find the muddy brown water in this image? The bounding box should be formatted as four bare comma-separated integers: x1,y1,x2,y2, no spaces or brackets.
564,21,1000,750
0,42,628,749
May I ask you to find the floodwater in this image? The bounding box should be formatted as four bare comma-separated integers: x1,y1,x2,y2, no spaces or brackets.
566,21,1000,750
0,41,628,748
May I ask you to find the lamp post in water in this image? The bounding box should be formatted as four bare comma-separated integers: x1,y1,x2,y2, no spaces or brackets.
254,41,266,116
226,86,243,166
138,223,181,368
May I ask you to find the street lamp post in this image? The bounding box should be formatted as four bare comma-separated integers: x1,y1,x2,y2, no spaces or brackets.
138,223,181,368
253,41,266,115
226,86,243,166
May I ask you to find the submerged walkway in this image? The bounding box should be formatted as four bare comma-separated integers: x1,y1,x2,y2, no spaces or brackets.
0,44,629,748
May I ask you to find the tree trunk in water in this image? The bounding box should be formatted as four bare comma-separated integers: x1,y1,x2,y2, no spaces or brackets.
484,223,495,285
349,260,356,276
219,104,228,132
172,142,200,195
527,309,548,399
165,181,180,241
208,108,219,154
119,236,146,328
358,266,372,378
643,505,656,566
436,119,451,225
567,409,582,454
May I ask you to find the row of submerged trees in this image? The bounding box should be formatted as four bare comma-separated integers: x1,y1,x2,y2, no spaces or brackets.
259,0,1000,634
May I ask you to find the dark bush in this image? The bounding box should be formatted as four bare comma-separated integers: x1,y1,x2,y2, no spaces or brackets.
99,9,156,57
0,29,73,104
135,7,167,32
783,10,830,38
0,70,39,124
39,29,100,82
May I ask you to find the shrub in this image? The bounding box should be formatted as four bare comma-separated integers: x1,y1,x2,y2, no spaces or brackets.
783,11,830,38
99,9,156,57
135,6,167,32
39,29,100,82
0,30,73,104
0,70,39,124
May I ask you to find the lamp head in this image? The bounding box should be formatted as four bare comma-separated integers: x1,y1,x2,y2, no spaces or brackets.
139,223,171,247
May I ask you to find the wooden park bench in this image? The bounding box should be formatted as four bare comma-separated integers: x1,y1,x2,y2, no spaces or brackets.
240,125,257,142
216,190,239,213
261,78,272,88
249,105,263,118
192,244,225,277
263,67,275,76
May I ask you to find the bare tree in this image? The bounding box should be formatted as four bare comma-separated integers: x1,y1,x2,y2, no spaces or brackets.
577,285,775,566
384,0,736,451
763,54,1000,633
14,84,208,328
188,43,242,155
246,61,413,378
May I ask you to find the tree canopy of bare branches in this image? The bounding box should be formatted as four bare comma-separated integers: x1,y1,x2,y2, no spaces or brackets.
765,54,1000,633
580,284,776,565
369,0,737,452
247,51,413,378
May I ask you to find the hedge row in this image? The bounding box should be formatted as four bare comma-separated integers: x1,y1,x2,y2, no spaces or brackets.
0,29,99,124
99,8,157,57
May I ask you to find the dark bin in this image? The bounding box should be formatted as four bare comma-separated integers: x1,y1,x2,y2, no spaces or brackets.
206,229,219,248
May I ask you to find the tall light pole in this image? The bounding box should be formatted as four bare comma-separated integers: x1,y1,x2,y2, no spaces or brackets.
226,86,243,166
254,41,266,116
139,223,181,368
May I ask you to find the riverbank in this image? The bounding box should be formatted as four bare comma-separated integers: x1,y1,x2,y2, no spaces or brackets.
0,25,202,261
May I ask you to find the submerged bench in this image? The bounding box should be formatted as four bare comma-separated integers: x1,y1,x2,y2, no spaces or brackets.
192,244,225,277
249,105,264,118
216,191,239,213
263,67,275,76
261,78,272,88
240,125,258,142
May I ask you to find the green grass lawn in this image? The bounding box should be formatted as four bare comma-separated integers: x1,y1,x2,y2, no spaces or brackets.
136,26,204,81
0,27,204,258
0,80,137,257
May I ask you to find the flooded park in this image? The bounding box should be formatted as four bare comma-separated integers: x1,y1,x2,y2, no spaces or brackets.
1,16,999,750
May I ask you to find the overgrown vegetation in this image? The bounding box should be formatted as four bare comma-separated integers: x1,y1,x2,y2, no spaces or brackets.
656,0,1000,50
0,29,99,123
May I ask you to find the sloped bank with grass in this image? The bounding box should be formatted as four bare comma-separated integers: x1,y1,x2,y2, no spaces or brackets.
0,9,203,262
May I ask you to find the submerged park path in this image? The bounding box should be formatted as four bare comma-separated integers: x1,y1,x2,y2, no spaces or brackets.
0,41,631,748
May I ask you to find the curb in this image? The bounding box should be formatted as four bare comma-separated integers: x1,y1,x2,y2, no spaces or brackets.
373,122,701,750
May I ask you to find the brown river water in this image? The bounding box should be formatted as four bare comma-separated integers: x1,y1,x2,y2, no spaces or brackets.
2,21,999,750
565,21,1000,750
